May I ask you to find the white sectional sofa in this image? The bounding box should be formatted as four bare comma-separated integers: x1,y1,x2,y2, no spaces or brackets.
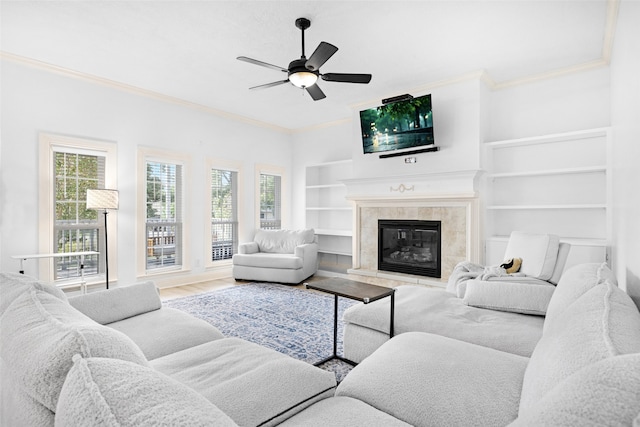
0,273,336,426
2,263,639,426
343,231,571,362
232,228,318,284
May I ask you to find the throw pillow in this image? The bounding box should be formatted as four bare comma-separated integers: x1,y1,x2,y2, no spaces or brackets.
0,289,148,412
56,355,238,427
0,272,68,316
512,354,640,426
519,281,640,413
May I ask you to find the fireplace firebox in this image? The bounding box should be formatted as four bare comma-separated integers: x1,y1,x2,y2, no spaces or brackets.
378,220,441,278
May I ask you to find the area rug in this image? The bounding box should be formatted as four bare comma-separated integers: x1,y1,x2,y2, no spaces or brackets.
164,282,359,381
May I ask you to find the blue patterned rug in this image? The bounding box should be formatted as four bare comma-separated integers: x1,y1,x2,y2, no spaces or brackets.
163,282,359,381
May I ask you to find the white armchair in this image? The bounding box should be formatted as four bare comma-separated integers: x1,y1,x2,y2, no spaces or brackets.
232,229,318,284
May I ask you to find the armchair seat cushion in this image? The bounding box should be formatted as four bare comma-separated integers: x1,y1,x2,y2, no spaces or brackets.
232,253,303,269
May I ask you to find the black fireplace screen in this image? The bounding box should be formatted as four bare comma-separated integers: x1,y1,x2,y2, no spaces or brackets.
378,220,441,278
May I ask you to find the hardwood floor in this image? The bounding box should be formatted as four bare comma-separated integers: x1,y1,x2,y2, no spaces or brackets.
158,276,324,301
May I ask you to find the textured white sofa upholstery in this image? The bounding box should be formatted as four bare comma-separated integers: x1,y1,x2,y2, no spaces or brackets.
281,263,640,426
343,232,571,363
232,228,318,284
0,273,336,426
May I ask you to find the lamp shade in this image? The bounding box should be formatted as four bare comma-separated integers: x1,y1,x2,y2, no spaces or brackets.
86,189,119,210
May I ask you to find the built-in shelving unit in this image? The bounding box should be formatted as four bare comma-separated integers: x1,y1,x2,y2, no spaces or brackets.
305,160,353,275
483,127,612,267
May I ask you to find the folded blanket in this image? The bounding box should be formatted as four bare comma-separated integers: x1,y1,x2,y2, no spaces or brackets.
447,262,526,297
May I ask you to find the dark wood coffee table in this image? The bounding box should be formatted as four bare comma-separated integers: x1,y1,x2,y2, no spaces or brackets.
305,278,395,366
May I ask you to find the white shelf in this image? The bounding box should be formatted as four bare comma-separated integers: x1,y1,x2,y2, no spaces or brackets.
486,204,606,210
488,165,606,179
306,184,344,189
306,160,354,260
484,127,610,148
483,127,611,259
314,228,352,237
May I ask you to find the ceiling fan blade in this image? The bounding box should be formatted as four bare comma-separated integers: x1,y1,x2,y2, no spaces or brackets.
305,42,338,71
249,80,289,90
237,56,288,73
321,73,372,84
305,84,326,101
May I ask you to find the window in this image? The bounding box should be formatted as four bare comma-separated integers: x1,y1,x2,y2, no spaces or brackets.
39,133,117,283
259,173,281,229
145,161,183,271
54,152,103,279
210,168,238,261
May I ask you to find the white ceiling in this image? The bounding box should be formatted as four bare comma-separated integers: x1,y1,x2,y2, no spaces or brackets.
1,1,612,132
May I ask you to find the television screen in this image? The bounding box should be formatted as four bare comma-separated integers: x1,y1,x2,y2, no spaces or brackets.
359,94,434,154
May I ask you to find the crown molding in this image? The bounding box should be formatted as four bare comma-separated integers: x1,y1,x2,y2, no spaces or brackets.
0,51,293,135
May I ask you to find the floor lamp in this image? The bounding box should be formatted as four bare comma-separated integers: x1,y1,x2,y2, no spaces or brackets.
86,189,119,289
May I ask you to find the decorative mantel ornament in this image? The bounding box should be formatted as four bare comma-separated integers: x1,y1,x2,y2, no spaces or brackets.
390,184,414,193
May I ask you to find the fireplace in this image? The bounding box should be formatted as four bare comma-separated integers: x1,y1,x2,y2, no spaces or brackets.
378,220,442,278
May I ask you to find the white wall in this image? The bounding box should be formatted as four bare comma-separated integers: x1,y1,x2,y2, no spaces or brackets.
0,59,293,286
352,79,483,178
611,0,640,307
487,66,611,141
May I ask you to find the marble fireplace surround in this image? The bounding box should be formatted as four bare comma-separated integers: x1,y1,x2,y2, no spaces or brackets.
343,170,482,288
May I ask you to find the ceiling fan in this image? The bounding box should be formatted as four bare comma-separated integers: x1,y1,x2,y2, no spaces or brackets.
237,17,372,101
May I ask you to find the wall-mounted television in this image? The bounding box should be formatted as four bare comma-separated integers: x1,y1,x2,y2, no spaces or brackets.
359,94,435,155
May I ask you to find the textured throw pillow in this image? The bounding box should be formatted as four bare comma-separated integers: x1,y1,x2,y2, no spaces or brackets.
56,355,238,427
0,272,68,316
512,354,640,426
0,289,148,412
69,281,161,325
519,281,640,413
503,232,560,281
463,280,555,316
544,262,617,333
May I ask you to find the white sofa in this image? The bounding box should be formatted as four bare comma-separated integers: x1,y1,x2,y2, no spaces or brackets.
232,228,318,284
344,231,571,362
0,273,336,426
2,264,639,426
281,262,640,426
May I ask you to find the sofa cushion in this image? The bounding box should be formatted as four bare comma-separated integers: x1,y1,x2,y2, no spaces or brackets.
55,355,238,427
343,285,544,357
254,228,315,254
278,396,412,427
511,353,640,426
0,272,67,316
151,337,336,427
463,280,556,315
0,289,148,412
544,262,617,333
519,281,640,413
69,281,161,324
503,232,560,281
232,252,303,269
336,332,529,427
107,306,224,360
548,241,571,285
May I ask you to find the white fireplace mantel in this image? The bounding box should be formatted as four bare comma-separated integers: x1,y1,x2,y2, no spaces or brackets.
342,169,483,288
342,169,483,201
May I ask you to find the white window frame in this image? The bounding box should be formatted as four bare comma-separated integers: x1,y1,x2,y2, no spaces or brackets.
38,133,118,283
255,163,287,230
205,158,243,268
136,147,191,277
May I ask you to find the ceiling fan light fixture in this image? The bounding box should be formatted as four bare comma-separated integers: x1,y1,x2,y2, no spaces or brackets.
289,71,318,88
